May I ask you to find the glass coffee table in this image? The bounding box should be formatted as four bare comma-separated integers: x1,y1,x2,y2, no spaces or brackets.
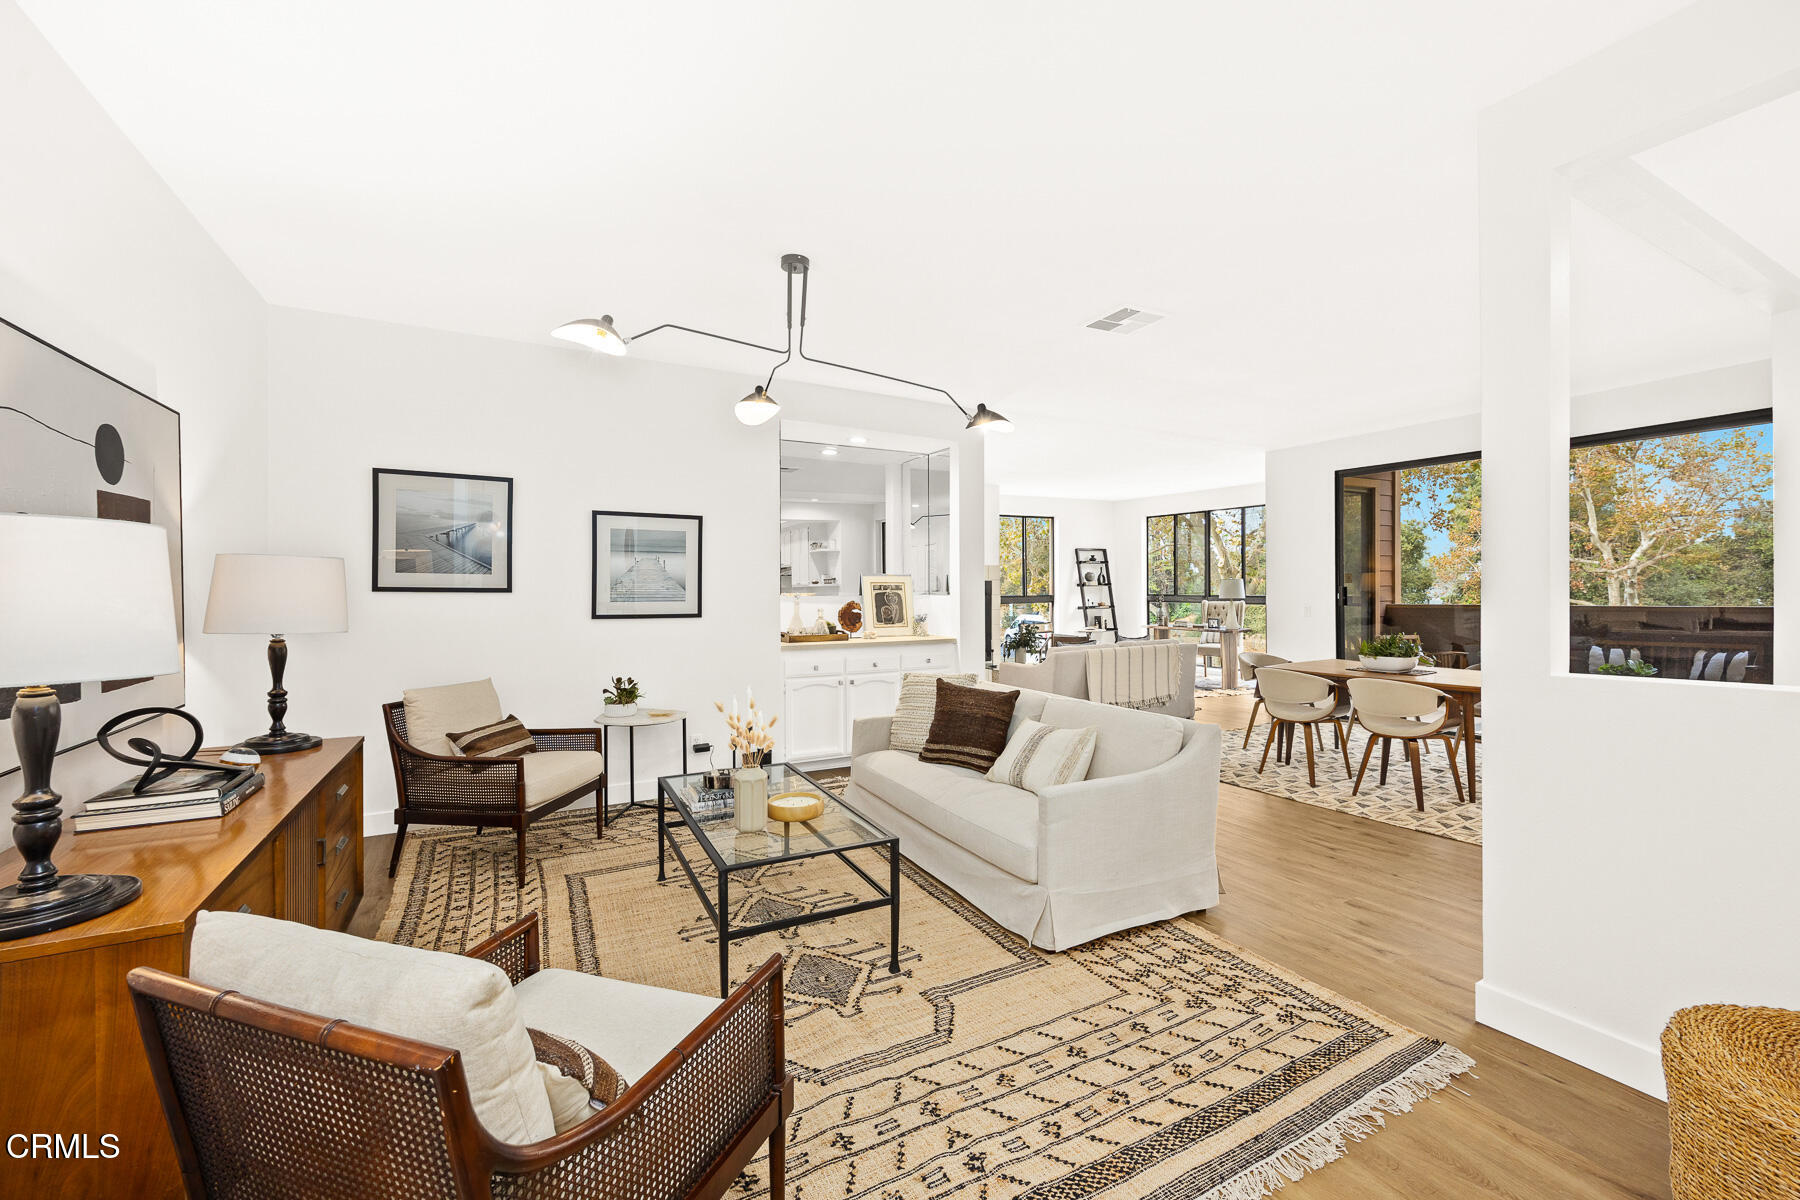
657,762,900,997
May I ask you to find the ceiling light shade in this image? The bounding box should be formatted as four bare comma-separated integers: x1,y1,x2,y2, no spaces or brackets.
964,403,1014,434
735,385,780,426
551,315,629,356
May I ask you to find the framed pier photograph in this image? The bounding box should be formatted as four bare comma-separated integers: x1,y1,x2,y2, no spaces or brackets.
371,468,513,592
590,509,702,618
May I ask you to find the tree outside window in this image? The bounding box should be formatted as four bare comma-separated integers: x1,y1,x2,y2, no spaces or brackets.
998,514,1054,645
1147,506,1266,650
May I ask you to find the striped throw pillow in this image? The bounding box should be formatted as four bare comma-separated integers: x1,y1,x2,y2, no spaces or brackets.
888,671,978,754
530,1027,626,1132
447,714,537,758
985,718,1098,796
919,680,1019,773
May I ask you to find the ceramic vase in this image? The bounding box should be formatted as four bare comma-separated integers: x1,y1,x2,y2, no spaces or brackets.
602,702,638,717
733,765,769,832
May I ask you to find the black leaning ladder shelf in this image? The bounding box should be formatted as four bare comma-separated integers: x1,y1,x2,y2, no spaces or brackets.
1074,548,1117,637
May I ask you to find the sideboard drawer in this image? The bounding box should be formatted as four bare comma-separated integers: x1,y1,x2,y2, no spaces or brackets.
901,646,955,671
318,757,360,835
847,649,902,675
783,650,846,678
208,842,276,917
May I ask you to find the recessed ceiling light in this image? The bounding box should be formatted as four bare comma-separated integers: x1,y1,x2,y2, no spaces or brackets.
808,497,820,502
847,436,868,445
821,446,838,456
1085,306,1165,334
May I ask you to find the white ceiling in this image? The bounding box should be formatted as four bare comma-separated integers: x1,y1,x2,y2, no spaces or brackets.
20,0,1708,499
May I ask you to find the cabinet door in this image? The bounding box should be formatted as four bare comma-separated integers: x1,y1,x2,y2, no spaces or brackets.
846,673,901,745
784,676,847,760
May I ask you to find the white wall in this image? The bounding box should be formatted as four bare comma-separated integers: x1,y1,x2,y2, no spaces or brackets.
0,0,270,802
1477,0,1800,1098
266,308,986,828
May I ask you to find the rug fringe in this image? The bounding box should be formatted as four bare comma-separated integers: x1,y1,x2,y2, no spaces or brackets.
1197,1045,1477,1200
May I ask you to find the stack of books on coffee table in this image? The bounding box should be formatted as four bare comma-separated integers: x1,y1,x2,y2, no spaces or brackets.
73,767,265,833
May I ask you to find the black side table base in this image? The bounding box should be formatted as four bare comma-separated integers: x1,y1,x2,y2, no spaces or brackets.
0,873,142,941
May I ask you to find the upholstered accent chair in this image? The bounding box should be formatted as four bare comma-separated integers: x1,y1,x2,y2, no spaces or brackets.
385,679,604,885
128,911,792,1200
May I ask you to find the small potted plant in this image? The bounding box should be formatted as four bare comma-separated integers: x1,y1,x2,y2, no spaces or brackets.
602,675,641,717
1358,633,1432,674
1001,618,1045,663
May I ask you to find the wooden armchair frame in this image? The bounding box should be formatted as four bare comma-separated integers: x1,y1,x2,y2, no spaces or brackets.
129,913,793,1200
384,702,605,886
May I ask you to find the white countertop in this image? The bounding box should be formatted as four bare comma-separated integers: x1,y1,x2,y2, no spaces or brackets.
779,634,958,650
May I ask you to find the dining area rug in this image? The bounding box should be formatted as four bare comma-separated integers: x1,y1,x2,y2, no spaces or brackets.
1219,723,1483,845
381,807,1473,1199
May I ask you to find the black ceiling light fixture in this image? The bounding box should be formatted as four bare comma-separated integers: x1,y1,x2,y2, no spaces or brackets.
553,253,1015,433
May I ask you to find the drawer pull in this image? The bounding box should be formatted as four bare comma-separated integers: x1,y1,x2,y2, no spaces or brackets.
237,903,253,914
335,784,349,800
315,837,326,867
333,834,350,857
334,887,350,912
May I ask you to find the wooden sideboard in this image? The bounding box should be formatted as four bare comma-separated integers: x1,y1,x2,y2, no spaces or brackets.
0,736,363,1199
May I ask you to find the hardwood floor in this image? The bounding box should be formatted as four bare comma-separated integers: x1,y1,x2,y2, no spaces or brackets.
358,690,1673,1199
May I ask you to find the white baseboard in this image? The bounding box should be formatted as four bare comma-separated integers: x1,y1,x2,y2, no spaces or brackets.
1474,978,1667,1100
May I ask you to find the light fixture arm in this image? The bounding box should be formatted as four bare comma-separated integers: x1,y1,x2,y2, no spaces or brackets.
616,253,987,425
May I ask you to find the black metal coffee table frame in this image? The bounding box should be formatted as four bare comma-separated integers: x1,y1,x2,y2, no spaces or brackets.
657,765,900,997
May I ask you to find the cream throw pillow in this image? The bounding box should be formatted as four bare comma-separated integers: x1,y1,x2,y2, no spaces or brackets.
888,671,977,754
985,718,1099,795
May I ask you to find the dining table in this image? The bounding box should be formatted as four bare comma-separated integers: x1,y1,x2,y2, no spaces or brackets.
1278,659,1482,802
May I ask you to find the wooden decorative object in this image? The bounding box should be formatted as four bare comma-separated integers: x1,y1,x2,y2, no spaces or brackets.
0,737,365,1198
767,791,826,823
128,913,794,1200
837,600,863,633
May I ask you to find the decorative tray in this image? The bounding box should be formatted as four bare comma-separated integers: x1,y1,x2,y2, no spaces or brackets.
782,632,849,643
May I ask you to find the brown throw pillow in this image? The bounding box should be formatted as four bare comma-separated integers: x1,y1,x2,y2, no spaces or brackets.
530,1027,627,1130
920,680,1020,773
447,715,536,759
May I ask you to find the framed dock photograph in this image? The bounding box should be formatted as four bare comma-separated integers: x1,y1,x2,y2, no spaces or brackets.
372,468,513,592
591,509,702,618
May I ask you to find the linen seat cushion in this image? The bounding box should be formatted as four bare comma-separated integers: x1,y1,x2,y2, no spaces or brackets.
1039,695,1183,780
851,749,1039,881
523,750,604,809
188,909,558,1145
403,678,505,755
920,680,1020,773
512,968,720,1084
889,671,978,753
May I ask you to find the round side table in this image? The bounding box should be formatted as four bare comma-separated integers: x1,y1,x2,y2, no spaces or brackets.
594,709,688,814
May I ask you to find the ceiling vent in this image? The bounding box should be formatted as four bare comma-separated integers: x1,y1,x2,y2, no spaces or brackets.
1086,307,1164,334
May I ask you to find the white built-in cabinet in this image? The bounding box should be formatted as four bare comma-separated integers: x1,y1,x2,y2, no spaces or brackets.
781,642,959,763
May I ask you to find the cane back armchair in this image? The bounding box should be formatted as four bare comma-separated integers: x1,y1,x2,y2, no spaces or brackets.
384,701,604,885
129,913,793,1200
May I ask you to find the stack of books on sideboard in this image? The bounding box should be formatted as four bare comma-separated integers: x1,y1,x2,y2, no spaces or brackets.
73,767,266,833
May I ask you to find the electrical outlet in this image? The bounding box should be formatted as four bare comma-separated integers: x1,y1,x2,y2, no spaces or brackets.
1302,603,1313,618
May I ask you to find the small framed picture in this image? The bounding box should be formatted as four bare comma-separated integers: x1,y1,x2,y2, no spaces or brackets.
591,510,703,618
372,468,513,592
1206,617,1223,630
861,575,915,639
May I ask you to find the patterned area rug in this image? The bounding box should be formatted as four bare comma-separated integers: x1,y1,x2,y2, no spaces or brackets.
380,807,1473,1199
1220,721,1482,845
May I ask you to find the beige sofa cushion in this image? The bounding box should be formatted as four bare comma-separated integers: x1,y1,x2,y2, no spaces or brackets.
852,750,1039,882
889,671,978,753
404,678,504,755
524,750,604,809
513,968,719,1083
986,718,1098,795
189,910,557,1145
1039,695,1184,780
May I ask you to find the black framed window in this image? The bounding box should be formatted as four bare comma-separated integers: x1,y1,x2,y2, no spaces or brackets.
998,514,1054,630
1147,506,1266,647
1570,409,1772,683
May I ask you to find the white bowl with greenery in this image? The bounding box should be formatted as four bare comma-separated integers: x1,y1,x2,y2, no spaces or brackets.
1357,635,1428,674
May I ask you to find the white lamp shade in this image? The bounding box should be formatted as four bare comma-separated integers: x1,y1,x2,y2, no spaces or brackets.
0,514,181,687
1221,577,1247,600
203,554,348,635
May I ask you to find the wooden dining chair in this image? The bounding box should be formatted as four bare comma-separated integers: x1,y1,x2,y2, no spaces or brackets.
1255,668,1353,787
1347,676,1465,811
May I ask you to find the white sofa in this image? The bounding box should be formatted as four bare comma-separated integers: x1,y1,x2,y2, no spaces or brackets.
846,686,1220,952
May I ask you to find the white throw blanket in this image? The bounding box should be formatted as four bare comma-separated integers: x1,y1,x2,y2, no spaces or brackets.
1085,643,1181,711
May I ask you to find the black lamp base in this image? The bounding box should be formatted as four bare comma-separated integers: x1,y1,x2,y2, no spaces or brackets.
0,873,142,941
240,730,322,755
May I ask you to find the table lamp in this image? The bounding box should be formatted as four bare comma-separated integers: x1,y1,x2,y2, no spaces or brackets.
0,514,180,940
203,554,348,754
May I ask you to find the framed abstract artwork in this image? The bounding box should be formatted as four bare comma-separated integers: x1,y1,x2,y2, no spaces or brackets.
590,510,703,618
0,316,184,775
371,468,514,592
861,574,915,639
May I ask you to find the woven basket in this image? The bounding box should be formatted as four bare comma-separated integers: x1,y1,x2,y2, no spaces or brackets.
1662,1004,1800,1198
